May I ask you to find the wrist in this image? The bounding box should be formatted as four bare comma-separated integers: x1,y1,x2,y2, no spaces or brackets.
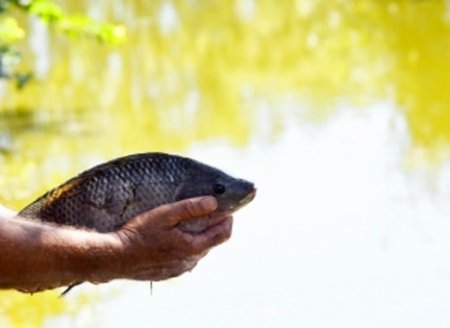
77,232,125,284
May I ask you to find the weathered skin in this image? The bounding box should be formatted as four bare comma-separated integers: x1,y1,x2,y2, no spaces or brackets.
0,197,234,294
18,153,256,233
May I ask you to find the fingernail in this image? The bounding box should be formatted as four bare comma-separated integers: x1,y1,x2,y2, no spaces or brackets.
200,196,218,211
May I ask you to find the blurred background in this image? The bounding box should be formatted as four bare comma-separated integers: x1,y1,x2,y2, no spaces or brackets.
2,0,450,327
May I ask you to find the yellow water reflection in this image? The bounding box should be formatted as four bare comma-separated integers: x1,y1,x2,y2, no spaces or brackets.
1,0,450,326
2,1,450,150
0,291,64,327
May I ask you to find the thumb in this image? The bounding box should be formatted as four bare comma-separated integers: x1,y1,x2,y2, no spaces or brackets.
144,196,218,228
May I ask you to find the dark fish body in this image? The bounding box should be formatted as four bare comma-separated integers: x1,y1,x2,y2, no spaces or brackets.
18,153,255,233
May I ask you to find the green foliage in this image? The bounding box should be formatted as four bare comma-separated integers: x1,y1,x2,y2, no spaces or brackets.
25,1,126,42
0,0,126,88
0,16,24,42
0,0,10,13
56,16,126,43
0,45,31,88
28,0,64,22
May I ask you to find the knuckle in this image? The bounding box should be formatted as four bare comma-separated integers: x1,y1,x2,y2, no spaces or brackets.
183,232,195,246
211,231,227,245
183,199,198,218
210,226,232,246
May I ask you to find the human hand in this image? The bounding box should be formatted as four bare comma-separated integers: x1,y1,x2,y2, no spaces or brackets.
0,197,232,293
108,196,233,282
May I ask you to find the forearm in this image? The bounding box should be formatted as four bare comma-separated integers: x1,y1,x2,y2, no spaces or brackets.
0,215,120,292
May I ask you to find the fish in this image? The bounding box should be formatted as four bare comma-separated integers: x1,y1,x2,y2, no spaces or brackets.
18,152,256,233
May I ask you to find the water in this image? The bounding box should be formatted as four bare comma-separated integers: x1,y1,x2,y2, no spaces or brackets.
2,1,450,327
42,103,450,328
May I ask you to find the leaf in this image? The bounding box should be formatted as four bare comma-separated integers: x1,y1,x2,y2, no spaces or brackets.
28,0,63,22
57,15,126,44
0,45,21,77
0,17,25,42
14,72,33,89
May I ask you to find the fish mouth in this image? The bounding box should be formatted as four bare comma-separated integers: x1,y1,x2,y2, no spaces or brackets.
228,187,257,213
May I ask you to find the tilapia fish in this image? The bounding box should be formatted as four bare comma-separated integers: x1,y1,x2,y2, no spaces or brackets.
18,152,256,233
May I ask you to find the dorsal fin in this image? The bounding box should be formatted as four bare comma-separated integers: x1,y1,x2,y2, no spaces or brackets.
18,175,87,218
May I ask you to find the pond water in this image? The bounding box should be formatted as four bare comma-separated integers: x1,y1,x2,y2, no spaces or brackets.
2,1,450,327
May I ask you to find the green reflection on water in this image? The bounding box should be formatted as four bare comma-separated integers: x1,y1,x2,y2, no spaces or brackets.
1,1,449,153
1,0,450,326
0,291,65,328
0,289,102,328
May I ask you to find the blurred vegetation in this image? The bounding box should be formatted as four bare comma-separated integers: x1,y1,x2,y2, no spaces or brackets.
0,290,65,327
0,289,104,327
1,1,450,157
1,0,450,326
0,0,125,87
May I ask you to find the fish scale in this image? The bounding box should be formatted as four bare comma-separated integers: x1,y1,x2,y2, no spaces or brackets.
18,152,256,233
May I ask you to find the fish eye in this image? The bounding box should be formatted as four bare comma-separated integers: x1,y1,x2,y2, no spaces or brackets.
213,183,226,195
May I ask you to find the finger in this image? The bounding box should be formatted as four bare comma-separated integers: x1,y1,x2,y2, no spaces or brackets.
145,196,218,228
129,258,200,281
188,216,233,253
